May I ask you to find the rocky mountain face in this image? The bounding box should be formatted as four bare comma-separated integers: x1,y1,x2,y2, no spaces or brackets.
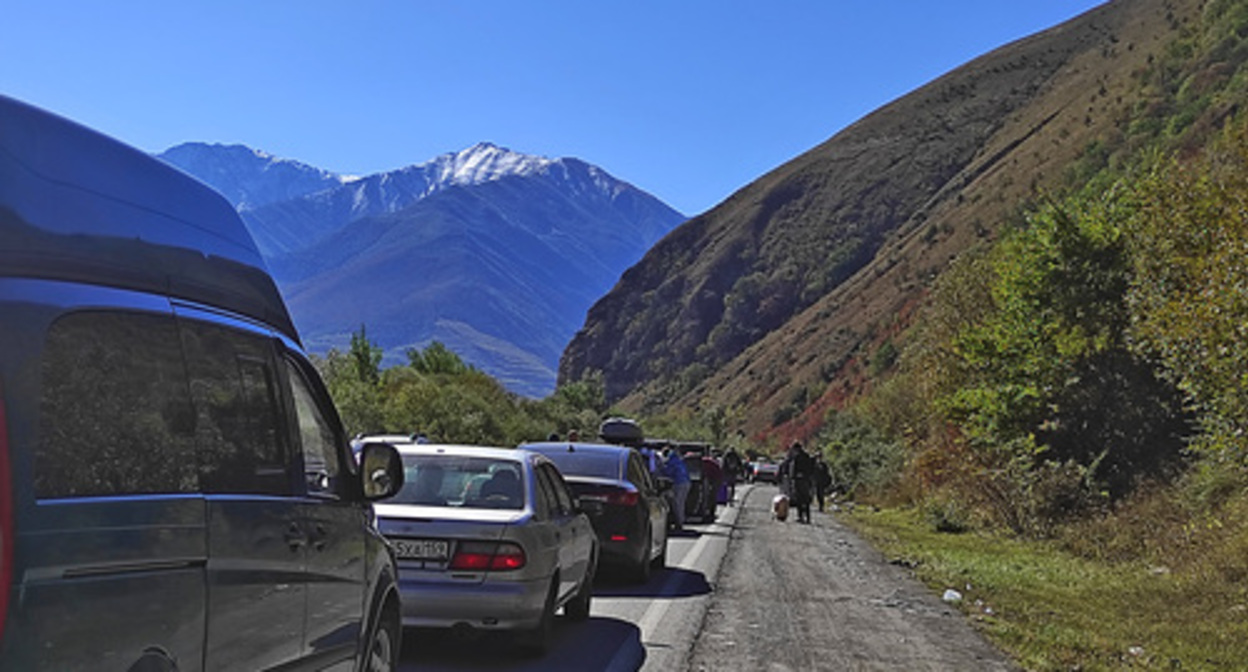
559,0,1195,438
160,142,686,397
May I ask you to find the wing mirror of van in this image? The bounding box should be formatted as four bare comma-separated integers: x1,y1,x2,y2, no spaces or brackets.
359,443,405,500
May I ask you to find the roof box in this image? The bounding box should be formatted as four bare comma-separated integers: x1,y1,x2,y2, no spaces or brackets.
599,417,644,447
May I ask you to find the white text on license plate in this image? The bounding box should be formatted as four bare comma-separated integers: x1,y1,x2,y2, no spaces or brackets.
394,538,449,560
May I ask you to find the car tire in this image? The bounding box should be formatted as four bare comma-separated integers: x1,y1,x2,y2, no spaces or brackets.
517,580,557,657
363,601,400,672
565,554,595,622
631,529,653,584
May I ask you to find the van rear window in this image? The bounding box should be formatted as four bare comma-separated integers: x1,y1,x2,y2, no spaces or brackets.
37,312,198,498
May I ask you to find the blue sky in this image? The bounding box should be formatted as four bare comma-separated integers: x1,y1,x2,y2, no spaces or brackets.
4,1,1106,216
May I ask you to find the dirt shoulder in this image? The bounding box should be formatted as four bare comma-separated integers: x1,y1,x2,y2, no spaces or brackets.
686,485,1018,671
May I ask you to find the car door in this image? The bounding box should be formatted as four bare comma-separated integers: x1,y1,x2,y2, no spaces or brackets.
16,305,209,672
537,463,592,599
627,452,666,559
283,355,369,671
177,311,306,672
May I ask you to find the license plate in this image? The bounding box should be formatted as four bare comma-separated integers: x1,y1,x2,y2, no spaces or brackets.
393,538,449,561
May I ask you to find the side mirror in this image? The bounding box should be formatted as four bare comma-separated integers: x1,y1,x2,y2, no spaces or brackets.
655,476,673,492
359,442,405,500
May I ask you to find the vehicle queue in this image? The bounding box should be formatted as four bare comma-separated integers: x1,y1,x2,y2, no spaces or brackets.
0,96,757,671
351,418,753,659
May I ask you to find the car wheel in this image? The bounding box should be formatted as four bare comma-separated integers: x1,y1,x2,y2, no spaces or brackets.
631,529,653,584
565,554,595,622
364,602,400,672
517,580,557,656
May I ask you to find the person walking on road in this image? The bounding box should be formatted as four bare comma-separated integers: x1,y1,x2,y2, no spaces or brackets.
661,446,692,531
813,453,832,512
780,441,815,524
721,448,744,506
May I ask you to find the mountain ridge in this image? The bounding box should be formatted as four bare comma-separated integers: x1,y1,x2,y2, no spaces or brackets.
160,142,686,397
559,0,1190,439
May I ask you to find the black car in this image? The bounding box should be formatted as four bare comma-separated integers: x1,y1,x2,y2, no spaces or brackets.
522,442,670,583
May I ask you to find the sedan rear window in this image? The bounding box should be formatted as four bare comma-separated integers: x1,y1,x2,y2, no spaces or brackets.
396,455,524,510
535,452,621,481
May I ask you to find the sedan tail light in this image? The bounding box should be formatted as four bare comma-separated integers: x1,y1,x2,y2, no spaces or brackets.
449,541,526,571
606,490,639,507
0,383,12,639
578,485,639,508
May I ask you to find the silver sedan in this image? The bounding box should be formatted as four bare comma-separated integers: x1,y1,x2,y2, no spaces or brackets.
373,445,598,655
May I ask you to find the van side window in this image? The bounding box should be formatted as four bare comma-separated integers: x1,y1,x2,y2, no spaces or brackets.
36,312,198,498
179,320,290,495
285,360,343,498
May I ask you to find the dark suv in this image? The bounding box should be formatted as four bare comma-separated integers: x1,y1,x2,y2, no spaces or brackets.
0,95,406,671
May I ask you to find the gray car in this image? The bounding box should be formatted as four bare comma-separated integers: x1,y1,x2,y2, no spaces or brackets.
373,445,598,655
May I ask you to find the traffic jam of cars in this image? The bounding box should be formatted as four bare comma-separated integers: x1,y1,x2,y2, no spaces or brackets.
0,96,744,670
348,417,748,658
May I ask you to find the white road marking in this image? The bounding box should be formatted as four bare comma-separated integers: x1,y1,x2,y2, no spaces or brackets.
606,489,749,671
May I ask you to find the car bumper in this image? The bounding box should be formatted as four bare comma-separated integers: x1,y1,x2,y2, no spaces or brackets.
397,574,550,631
598,533,647,567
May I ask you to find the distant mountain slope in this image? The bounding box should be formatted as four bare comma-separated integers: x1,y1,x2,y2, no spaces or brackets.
560,0,1194,435
162,142,686,397
159,142,348,212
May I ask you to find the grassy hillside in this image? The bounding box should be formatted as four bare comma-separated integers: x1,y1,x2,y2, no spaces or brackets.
562,0,1198,439
805,2,1248,666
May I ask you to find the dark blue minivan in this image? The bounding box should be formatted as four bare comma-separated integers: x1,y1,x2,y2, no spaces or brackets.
0,95,406,671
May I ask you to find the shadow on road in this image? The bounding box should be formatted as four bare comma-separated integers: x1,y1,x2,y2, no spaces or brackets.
399,616,644,671
591,566,710,599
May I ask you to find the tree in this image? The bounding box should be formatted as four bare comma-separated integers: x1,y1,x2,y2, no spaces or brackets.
348,325,383,386
1125,128,1248,459
938,194,1189,507
407,341,473,375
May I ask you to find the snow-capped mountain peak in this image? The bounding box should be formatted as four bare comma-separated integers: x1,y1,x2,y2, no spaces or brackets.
432,142,552,187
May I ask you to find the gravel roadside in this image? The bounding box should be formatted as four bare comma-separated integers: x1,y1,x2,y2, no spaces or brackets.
685,485,1019,672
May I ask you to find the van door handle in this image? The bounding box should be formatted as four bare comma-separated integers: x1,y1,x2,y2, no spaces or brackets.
285,522,307,551
310,524,328,551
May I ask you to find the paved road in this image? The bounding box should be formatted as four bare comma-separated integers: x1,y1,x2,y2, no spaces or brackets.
398,497,739,671
397,483,1017,671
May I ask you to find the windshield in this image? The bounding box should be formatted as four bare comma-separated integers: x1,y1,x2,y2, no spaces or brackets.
395,454,525,510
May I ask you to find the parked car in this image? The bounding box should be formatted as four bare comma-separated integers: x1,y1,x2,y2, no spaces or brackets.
0,95,406,671
351,432,429,462
374,445,598,655
751,461,781,483
522,441,670,583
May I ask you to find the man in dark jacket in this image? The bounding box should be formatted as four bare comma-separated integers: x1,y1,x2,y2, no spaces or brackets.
721,448,744,506
780,442,815,523
814,454,832,512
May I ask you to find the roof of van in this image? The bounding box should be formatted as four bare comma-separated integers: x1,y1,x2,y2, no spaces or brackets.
0,95,298,343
